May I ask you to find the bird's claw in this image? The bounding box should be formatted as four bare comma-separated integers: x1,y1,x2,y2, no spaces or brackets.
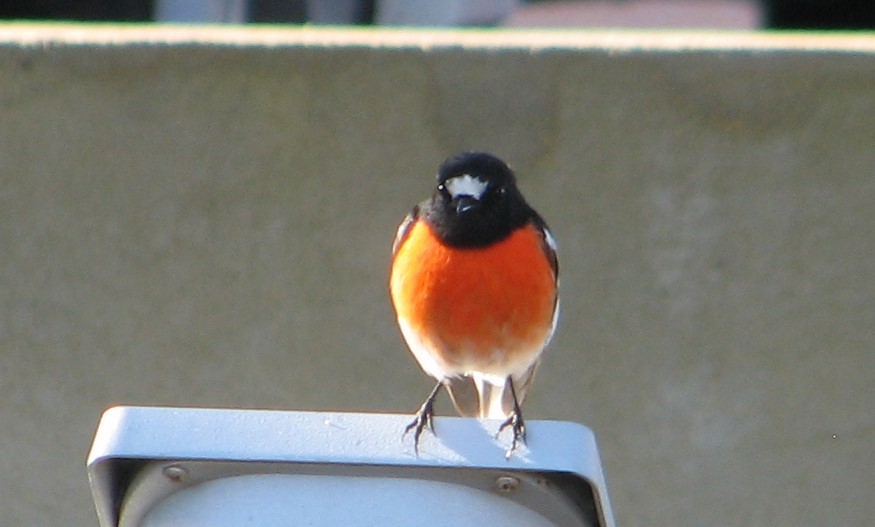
497,411,527,458
403,383,441,455
403,409,434,455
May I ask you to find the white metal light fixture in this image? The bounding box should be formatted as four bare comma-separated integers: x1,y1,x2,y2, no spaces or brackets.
87,406,615,527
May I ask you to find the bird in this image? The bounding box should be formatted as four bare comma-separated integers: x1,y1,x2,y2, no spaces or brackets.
389,151,559,456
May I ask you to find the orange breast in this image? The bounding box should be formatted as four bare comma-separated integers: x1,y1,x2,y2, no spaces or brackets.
390,220,556,373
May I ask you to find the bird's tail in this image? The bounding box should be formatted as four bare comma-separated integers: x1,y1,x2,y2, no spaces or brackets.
445,363,539,420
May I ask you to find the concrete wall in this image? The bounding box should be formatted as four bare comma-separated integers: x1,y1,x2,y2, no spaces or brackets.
1,25,873,526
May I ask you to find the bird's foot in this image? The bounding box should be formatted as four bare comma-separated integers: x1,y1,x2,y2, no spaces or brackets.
497,410,526,458
497,377,527,458
403,382,442,455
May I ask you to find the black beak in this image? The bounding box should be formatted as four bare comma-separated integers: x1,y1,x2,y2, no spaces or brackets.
454,195,480,214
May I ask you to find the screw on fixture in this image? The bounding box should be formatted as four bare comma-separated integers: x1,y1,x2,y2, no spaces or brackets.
493,474,520,493
162,464,188,483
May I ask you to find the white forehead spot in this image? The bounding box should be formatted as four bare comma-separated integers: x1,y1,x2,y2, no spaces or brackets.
444,174,488,200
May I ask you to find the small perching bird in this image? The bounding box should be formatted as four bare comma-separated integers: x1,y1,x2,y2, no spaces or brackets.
389,152,559,455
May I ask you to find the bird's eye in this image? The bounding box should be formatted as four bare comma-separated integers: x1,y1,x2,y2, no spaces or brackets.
437,184,445,192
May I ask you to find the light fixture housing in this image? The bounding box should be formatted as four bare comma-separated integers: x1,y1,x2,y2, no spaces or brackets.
87,406,615,527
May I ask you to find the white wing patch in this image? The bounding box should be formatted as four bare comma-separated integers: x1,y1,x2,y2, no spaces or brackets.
392,212,414,254
542,225,560,347
543,227,558,253
445,174,488,200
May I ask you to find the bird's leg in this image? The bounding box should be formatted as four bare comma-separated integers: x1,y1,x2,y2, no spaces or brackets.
498,377,526,457
403,381,443,455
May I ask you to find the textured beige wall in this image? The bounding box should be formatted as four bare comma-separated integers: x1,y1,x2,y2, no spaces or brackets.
1,25,873,526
